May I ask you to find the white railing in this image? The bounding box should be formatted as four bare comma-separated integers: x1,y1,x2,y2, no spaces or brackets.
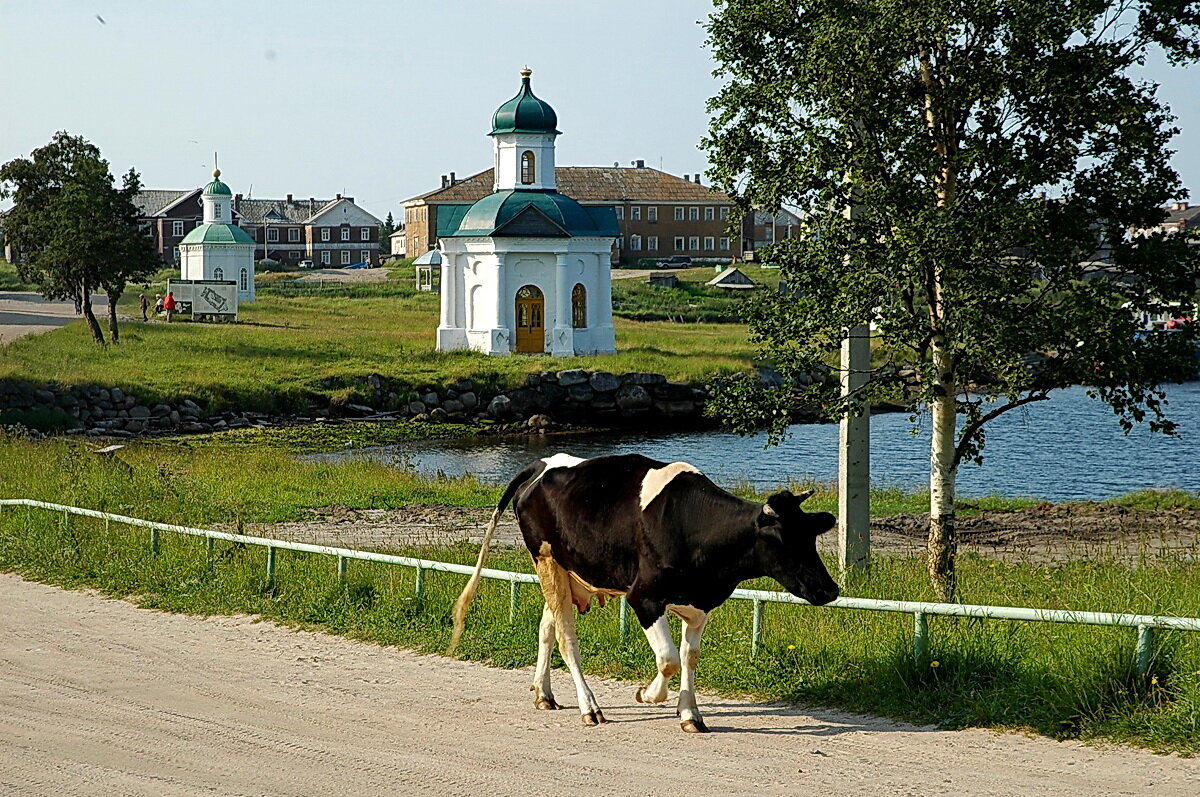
4,497,1197,674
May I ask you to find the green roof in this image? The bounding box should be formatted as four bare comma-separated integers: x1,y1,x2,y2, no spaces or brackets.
444,190,619,238
180,223,256,245
490,69,559,136
201,169,232,197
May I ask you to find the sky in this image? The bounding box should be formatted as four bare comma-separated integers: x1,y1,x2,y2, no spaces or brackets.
2,1,1198,222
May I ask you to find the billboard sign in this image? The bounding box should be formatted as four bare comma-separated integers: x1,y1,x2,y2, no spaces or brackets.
167,279,239,320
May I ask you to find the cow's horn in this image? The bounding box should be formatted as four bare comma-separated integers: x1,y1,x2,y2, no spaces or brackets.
795,489,816,504
762,503,779,517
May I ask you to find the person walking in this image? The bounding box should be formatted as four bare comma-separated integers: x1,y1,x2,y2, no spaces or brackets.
154,294,164,314
139,293,149,322
163,291,176,323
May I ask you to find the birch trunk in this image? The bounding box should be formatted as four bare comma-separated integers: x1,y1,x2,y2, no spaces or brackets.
927,342,958,601
80,288,105,344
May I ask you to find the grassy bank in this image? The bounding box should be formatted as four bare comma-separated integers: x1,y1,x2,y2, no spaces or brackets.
1,433,1198,753
0,282,756,412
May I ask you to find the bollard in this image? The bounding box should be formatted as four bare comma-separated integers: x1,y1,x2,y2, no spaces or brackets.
1136,624,1154,675
914,612,928,665
150,528,161,556
619,596,629,639
414,563,424,597
509,580,520,623
266,546,277,587
338,556,349,584
751,599,764,657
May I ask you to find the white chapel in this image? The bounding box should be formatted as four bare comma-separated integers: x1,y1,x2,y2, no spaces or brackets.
179,169,257,301
436,69,618,356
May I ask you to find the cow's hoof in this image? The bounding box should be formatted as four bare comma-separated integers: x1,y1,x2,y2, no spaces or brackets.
535,697,561,711
680,718,710,734
581,710,606,726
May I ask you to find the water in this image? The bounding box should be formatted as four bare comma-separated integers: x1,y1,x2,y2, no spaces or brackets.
314,383,1200,502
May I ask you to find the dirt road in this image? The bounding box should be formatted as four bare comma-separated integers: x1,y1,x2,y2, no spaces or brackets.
2,574,1194,796
0,292,109,345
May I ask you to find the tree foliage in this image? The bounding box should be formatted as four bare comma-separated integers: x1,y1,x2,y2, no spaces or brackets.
0,132,158,344
704,0,1200,598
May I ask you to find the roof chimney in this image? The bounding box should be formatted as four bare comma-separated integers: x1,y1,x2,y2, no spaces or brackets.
1174,201,1189,211
336,193,342,200
441,174,449,188
449,171,456,184
614,162,620,168
636,159,645,168
286,193,293,203
694,174,701,184
309,197,315,205
684,174,690,182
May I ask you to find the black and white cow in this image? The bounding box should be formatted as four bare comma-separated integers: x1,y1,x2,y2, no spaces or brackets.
450,453,839,733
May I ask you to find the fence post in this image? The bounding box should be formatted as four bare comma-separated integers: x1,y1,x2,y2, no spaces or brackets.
266,546,277,587
206,536,215,557
509,580,520,623
619,596,629,639
913,612,928,665
751,599,764,657
414,563,424,596
338,556,349,584
150,528,161,556
1136,624,1154,675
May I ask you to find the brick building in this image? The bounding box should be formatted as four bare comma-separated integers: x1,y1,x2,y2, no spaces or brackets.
404,165,742,264
135,190,383,267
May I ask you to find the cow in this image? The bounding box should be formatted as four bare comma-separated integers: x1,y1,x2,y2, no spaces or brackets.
450,453,839,733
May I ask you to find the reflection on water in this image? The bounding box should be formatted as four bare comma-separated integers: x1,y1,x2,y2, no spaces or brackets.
312,383,1200,502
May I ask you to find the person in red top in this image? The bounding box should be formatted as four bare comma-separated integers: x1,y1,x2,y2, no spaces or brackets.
163,291,176,323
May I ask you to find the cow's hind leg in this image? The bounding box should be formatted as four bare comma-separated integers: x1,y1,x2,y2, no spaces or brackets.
634,615,680,705
535,553,604,725
531,602,560,710
673,606,710,733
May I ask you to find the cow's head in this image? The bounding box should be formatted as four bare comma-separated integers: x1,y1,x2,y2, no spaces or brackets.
756,489,839,606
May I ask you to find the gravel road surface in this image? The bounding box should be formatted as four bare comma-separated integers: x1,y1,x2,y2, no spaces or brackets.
2,573,1195,796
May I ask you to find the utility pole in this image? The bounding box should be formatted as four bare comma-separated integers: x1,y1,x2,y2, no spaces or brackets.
838,194,871,573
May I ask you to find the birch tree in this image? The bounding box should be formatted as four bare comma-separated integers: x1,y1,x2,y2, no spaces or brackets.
703,0,1200,600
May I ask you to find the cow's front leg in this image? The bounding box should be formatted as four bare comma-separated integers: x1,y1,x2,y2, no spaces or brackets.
530,603,560,710
634,614,680,705
674,606,710,733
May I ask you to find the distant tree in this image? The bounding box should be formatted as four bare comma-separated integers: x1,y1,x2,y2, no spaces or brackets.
380,211,397,247
704,0,1200,600
0,132,159,344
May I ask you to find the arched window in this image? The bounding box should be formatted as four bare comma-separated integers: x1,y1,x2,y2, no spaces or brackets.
213,267,223,280
240,268,248,290
571,283,587,329
521,151,536,185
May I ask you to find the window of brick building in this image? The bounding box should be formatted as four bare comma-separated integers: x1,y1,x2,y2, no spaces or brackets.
341,250,351,264
648,206,658,221
288,227,300,242
689,207,699,221
647,236,658,251
268,227,279,242
614,206,624,220
172,220,184,237
321,250,331,264
674,236,685,251
321,228,330,242
361,227,370,241
704,236,714,250
719,237,730,251
720,207,730,220
341,227,350,242
631,206,641,221
631,235,641,251
689,236,699,251
674,207,684,221
705,207,715,221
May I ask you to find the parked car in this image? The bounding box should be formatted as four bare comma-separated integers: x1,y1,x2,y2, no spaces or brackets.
344,261,371,270
657,256,692,268
298,260,314,269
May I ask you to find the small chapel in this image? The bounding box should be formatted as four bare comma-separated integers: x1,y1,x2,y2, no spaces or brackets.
178,169,257,302
436,69,618,356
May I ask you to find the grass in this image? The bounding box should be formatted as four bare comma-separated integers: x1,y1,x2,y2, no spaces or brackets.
612,263,784,323
0,271,758,412
0,261,40,291
1,432,1198,753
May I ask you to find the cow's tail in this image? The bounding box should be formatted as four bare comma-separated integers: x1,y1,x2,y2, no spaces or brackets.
449,462,542,655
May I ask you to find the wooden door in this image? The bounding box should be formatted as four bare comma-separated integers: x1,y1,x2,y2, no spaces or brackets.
515,285,545,353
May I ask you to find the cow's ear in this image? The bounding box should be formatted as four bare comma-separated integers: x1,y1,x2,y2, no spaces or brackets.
809,511,837,535
757,505,784,540
766,491,798,516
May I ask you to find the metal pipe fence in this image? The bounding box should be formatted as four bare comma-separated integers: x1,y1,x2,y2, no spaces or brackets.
4,497,1197,674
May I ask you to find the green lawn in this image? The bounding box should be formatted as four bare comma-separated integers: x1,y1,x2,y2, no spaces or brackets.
0,273,758,412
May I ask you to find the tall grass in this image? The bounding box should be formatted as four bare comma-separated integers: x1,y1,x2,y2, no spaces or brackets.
1,507,1196,754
